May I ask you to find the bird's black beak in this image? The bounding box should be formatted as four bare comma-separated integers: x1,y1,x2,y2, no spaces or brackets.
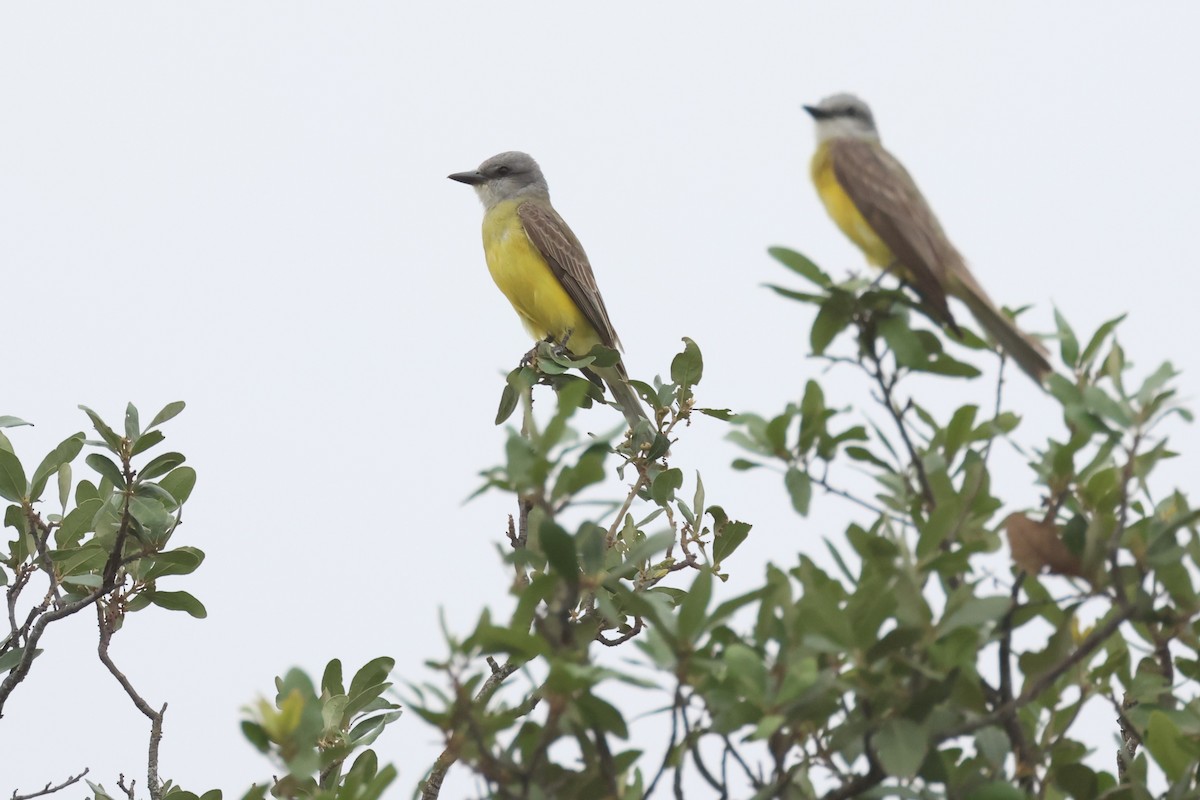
802,104,830,120
448,170,485,186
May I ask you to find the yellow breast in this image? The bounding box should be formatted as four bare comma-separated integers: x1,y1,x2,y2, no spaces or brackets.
481,200,600,354
810,142,894,267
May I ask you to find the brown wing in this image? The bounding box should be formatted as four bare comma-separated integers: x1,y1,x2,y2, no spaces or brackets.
518,199,624,351
828,138,959,329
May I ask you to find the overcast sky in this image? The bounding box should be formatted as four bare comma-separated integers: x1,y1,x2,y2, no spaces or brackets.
3,3,1198,796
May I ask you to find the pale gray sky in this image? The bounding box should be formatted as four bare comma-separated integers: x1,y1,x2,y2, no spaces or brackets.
2,2,1198,795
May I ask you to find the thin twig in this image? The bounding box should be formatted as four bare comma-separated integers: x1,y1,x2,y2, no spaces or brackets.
1108,430,1143,607
678,690,724,794
865,339,934,508
995,575,1037,789
811,469,906,525
605,470,649,548
596,616,643,647
0,583,112,713
820,761,885,800
420,658,520,800
940,605,1134,740
9,769,89,800
98,604,166,800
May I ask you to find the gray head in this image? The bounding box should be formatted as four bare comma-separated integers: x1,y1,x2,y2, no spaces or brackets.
802,93,880,144
448,151,549,209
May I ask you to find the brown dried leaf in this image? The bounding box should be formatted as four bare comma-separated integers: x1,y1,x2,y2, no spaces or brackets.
1005,513,1083,577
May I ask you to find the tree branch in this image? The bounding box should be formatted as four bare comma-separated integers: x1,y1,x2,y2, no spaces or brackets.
865,339,933,508
941,604,1134,740
97,604,166,800
420,657,519,800
9,770,89,800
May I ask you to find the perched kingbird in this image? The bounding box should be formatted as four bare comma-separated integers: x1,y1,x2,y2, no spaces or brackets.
449,151,648,426
803,93,1051,383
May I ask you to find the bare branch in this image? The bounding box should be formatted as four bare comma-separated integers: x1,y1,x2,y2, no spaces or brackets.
596,616,643,647
9,770,89,800
97,604,166,800
1110,691,1141,783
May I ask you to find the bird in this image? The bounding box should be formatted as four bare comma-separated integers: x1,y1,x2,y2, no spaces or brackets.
448,151,648,427
803,93,1051,383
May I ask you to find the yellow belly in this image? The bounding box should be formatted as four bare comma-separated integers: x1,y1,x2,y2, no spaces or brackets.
810,143,894,267
481,200,602,355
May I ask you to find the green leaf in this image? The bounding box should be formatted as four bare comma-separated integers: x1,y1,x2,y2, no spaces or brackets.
765,284,825,304
150,590,207,618
86,453,126,487
784,467,811,516
0,645,39,673
322,659,345,697
55,498,102,548
797,380,825,455
241,721,270,753
768,246,831,287
131,430,165,457
963,782,1030,800
879,314,928,368
57,464,71,510
711,507,752,565
0,416,32,429
939,596,1011,634
874,718,928,778
124,403,141,440
348,657,395,708
923,354,982,378
1146,710,1200,782
1055,308,1079,366
159,467,197,506
140,452,185,481
142,548,206,580
944,405,978,463
0,449,27,502
552,444,607,501
495,381,519,425
575,692,628,738
651,468,684,505
670,337,703,389
677,569,712,643
1080,314,1125,368
148,401,186,430
30,434,85,501
79,405,122,451
540,520,579,586
809,294,852,355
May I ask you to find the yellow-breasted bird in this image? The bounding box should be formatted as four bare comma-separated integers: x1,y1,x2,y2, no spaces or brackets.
803,93,1051,383
449,151,648,426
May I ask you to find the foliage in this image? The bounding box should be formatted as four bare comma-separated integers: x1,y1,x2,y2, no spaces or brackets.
6,249,1200,800
407,249,1200,799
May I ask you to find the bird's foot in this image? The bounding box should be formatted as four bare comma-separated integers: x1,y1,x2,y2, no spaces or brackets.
869,261,900,290
519,343,543,368
550,330,574,359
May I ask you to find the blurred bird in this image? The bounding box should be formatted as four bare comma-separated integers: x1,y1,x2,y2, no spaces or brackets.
449,151,647,426
803,93,1051,383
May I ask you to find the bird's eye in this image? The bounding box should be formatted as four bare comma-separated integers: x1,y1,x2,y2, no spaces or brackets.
843,106,858,118
495,165,512,177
